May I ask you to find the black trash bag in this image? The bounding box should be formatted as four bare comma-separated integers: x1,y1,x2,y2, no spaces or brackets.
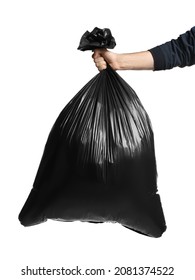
19,28,166,237
77,27,116,51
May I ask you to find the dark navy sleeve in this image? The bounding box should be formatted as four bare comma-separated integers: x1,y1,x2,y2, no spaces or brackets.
149,27,195,70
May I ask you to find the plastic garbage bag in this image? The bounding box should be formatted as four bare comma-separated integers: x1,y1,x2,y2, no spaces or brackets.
19,28,166,237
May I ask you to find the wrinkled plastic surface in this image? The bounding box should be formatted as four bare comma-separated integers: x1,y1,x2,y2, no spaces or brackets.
19,28,166,237
78,27,116,51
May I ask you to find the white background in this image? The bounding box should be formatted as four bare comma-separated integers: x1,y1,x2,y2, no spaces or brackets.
0,0,195,279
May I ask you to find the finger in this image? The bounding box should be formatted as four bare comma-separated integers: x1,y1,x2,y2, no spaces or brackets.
99,64,107,71
92,49,101,59
92,48,107,59
94,57,105,63
95,60,107,71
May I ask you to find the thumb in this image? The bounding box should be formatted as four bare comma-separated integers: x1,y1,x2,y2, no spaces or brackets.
92,48,107,59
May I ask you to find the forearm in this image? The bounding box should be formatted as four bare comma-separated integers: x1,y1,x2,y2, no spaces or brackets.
116,51,154,70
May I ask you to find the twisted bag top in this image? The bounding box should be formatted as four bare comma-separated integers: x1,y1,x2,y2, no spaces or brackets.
19,28,166,238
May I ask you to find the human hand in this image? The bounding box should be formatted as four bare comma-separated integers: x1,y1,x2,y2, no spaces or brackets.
92,49,120,71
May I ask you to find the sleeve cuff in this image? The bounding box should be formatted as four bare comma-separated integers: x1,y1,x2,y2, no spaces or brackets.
148,46,167,71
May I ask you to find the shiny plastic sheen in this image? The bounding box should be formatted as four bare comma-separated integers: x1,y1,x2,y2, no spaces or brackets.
77,27,116,51
19,28,166,237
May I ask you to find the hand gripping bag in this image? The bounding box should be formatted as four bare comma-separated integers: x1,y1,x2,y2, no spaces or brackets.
19,28,166,237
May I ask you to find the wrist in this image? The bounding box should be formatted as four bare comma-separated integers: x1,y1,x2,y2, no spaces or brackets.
117,54,130,70
109,53,127,70
115,53,135,70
